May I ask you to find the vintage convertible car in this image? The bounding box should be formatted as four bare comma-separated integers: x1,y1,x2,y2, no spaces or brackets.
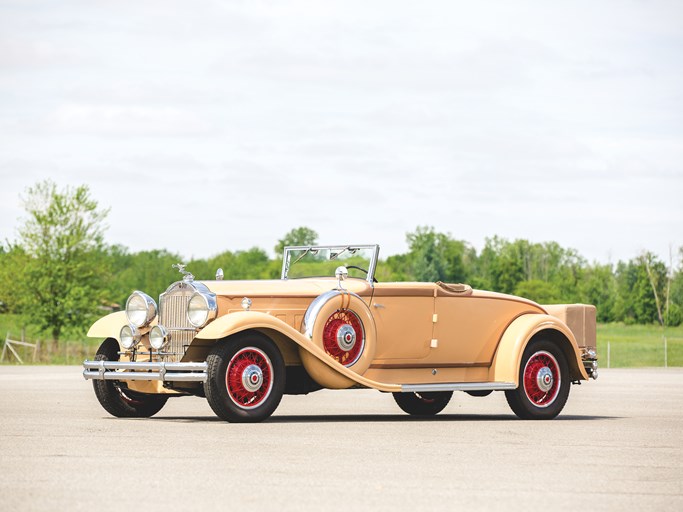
83,244,598,422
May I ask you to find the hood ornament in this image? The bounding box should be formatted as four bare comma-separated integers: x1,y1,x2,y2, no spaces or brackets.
173,263,194,283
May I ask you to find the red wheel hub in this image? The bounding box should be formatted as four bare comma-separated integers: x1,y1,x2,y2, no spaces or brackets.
523,350,560,407
322,310,365,366
226,347,273,409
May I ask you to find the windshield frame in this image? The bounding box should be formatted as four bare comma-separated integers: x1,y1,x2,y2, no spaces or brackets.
281,244,380,285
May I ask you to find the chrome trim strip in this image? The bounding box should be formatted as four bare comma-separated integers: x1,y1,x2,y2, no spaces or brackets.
401,382,517,393
82,360,207,382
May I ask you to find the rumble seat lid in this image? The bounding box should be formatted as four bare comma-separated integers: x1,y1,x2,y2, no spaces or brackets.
436,281,473,296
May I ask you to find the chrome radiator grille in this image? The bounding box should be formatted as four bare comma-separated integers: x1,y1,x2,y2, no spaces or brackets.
159,285,196,362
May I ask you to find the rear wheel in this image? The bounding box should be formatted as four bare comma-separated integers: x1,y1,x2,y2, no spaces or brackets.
393,391,453,416
92,338,169,418
204,332,285,423
505,339,570,420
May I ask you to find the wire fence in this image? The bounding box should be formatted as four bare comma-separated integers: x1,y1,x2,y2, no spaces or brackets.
1,332,96,365
600,337,683,368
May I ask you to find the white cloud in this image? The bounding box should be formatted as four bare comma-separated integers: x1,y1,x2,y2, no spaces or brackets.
0,0,681,264
43,104,211,136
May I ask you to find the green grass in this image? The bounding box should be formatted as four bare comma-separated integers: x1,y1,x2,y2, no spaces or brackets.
0,313,43,343
597,323,683,368
1,313,682,367
0,313,97,365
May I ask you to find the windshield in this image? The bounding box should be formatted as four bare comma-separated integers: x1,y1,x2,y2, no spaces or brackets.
281,245,380,283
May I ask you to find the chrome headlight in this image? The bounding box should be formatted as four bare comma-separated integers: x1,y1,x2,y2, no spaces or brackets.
149,325,169,350
187,292,217,328
125,291,157,328
119,324,141,350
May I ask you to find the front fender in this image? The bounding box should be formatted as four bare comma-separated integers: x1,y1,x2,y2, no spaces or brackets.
489,314,588,385
87,311,128,340
194,311,399,392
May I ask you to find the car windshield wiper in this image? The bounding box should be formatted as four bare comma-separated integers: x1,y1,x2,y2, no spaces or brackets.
291,247,318,266
330,246,357,261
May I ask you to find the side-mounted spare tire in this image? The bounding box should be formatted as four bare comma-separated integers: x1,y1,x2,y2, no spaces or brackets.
299,290,376,389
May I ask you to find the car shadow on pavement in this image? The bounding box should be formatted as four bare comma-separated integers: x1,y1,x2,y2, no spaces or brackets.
267,413,618,423
146,413,618,423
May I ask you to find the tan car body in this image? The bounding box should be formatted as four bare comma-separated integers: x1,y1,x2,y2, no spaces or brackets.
88,277,595,396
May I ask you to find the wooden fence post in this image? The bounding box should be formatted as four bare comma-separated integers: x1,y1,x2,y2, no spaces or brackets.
607,341,611,369
664,337,668,368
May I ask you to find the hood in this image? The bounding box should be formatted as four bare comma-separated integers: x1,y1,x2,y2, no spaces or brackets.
200,277,373,298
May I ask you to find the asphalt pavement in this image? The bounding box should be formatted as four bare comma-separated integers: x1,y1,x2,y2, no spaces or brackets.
0,366,681,511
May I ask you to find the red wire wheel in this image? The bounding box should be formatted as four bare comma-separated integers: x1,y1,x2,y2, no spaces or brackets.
522,350,561,407
225,347,274,409
322,309,365,367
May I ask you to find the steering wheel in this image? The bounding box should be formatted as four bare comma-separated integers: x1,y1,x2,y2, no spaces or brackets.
345,265,378,283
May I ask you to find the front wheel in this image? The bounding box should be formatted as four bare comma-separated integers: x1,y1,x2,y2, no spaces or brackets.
92,338,169,418
393,391,453,416
505,339,570,420
204,332,285,423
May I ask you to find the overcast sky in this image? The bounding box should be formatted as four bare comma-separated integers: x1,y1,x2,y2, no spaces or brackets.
1,0,681,265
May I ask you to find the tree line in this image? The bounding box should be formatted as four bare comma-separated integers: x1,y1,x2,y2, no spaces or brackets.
0,182,681,345
381,227,682,327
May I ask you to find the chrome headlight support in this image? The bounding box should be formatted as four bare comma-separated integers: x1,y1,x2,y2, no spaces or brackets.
187,292,218,328
125,291,157,328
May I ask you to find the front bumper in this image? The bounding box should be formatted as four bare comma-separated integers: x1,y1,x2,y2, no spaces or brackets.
83,360,208,383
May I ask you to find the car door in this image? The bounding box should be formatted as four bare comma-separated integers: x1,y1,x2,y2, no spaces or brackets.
370,284,434,361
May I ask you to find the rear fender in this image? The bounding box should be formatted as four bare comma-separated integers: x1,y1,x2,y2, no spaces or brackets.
489,314,588,385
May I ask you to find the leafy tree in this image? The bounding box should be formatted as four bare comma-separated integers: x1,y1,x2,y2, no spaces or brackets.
474,237,586,300
668,248,683,326
12,181,110,345
0,243,26,313
113,249,182,305
638,252,669,326
274,227,318,256
579,264,617,322
514,280,561,304
207,248,273,280
380,253,411,282
403,227,473,283
478,237,525,294
614,258,662,324
8,203,681,331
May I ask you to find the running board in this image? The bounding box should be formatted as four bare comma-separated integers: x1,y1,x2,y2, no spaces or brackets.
401,382,516,393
